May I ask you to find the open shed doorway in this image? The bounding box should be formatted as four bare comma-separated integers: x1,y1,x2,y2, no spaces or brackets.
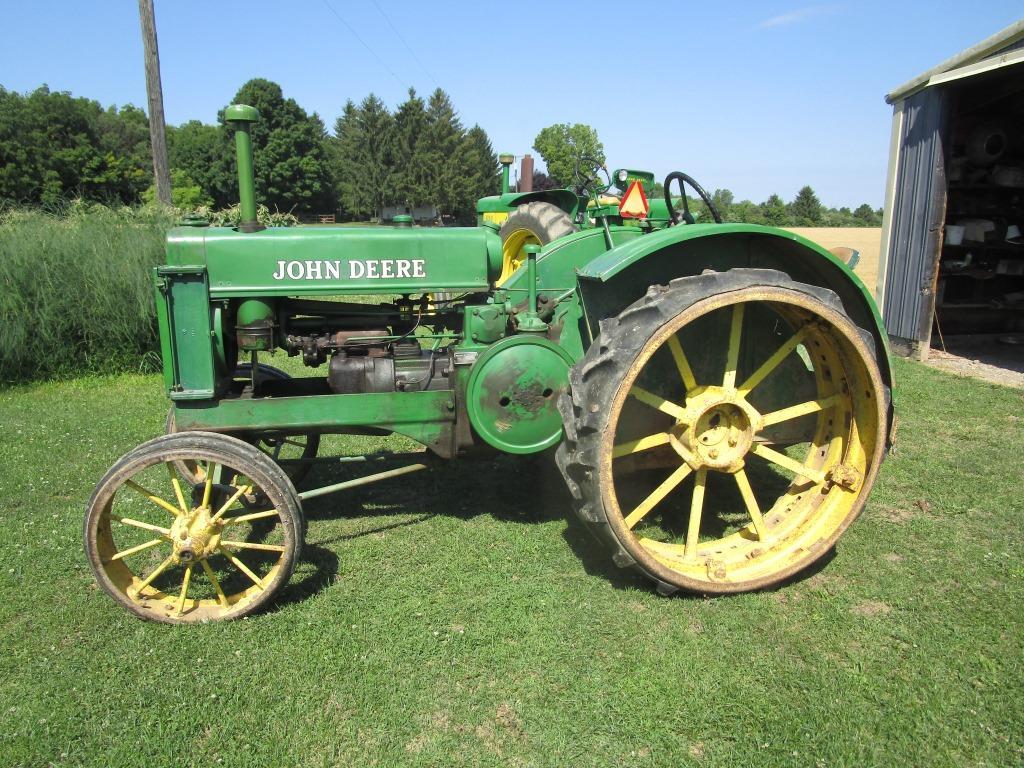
932,61,1024,382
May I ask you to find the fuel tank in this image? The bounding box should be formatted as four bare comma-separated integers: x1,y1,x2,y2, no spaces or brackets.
165,224,503,298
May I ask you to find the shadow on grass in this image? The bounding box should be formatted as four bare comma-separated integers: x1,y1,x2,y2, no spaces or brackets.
288,448,839,600
271,542,339,610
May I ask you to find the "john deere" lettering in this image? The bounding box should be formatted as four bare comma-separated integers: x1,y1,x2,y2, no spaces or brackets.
271,259,427,281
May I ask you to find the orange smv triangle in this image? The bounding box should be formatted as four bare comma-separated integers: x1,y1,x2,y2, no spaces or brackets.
619,180,649,219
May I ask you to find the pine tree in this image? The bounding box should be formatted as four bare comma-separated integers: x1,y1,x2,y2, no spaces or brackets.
458,124,498,223
389,88,428,209
788,185,823,226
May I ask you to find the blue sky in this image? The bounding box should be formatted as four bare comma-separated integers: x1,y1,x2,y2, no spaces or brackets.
1,1,1021,207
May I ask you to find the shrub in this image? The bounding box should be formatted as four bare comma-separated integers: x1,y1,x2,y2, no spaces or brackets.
0,202,172,383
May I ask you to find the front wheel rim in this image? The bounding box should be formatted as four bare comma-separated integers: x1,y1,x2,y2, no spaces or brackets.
87,447,298,622
599,288,885,592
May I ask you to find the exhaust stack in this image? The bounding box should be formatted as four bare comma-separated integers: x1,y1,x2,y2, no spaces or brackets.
225,104,263,232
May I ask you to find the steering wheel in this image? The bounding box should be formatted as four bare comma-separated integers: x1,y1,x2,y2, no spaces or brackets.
663,171,723,225
573,155,612,197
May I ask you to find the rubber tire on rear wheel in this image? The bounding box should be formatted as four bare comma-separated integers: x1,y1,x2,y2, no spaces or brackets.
556,269,888,595
497,201,576,284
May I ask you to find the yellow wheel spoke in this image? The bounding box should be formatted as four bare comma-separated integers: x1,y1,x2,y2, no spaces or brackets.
201,559,228,607
133,554,176,597
114,516,171,535
629,386,687,421
734,469,768,540
219,547,265,590
124,480,181,518
684,469,707,558
107,536,166,562
738,327,809,395
751,444,826,484
166,463,188,515
612,432,671,458
220,540,286,553
220,508,279,526
762,394,840,427
176,564,193,615
666,335,697,393
209,484,253,524
624,463,692,529
201,462,218,509
723,303,745,390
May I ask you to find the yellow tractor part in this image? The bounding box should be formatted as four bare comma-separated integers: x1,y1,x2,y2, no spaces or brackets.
498,228,542,285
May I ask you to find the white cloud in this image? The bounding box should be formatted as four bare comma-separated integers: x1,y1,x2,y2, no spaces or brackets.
757,5,841,29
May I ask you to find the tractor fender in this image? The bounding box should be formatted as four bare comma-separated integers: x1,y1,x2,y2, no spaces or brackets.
574,223,894,390
500,189,580,218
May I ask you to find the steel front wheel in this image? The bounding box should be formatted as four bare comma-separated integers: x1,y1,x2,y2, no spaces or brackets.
557,269,888,594
84,432,304,623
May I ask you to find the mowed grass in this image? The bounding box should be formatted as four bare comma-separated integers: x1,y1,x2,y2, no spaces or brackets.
0,358,1021,767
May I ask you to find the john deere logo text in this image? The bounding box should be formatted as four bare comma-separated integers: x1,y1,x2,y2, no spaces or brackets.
271,259,426,281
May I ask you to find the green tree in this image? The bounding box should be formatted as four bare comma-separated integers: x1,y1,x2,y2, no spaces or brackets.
219,79,335,215
0,85,152,205
760,193,789,226
330,95,395,219
458,124,498,221
789,185,823,226
532,123,605,186
167,120,226,206
730,199,766,225
389,88,429,209
420,88,467,215
853,203,881,227
143,169,212,208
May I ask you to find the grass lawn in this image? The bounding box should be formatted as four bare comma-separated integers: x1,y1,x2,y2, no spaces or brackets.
0,358,1021,767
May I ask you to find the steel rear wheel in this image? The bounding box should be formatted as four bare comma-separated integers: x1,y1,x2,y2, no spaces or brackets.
497,201,576,284
84,432,303,623
557,269,888,594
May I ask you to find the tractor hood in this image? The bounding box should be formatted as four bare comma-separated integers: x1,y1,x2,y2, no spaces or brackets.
165,225,503,298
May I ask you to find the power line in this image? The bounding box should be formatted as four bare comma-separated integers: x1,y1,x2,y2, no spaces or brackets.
319,0,408,90
369,0,438,89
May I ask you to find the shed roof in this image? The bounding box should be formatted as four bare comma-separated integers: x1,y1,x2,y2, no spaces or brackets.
886,19,1024,104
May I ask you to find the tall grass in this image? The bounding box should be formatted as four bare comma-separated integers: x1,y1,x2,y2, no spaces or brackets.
0,202,174,383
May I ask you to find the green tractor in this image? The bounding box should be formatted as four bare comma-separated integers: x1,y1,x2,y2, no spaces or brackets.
477,154,721,283
84,105,894,623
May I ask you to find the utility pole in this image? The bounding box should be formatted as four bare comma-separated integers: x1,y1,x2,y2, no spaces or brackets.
138,0,172,206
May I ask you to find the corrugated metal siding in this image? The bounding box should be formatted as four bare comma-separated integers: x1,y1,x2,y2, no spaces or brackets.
882,87,947,343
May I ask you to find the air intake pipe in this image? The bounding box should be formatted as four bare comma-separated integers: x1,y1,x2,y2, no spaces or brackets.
224,104,264,232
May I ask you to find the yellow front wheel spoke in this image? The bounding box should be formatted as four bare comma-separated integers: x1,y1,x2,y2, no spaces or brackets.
220,540,286,553
684,469,707,558
107,536,166,562
750,444,826,485
176,564,193,615
123,480,181,519
219,547,265,590
738,327,808,395
624,463,692,529
734,469,769,541
723,303,745,391
629,386,687,421
761,394,840,427
201,559,229,607
201,461,218,509
209,484,253,524
166,464,188,515
666,335,698,393
133,554,176,597
114,516,171,536
612,432,671,458
220,508,279,527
